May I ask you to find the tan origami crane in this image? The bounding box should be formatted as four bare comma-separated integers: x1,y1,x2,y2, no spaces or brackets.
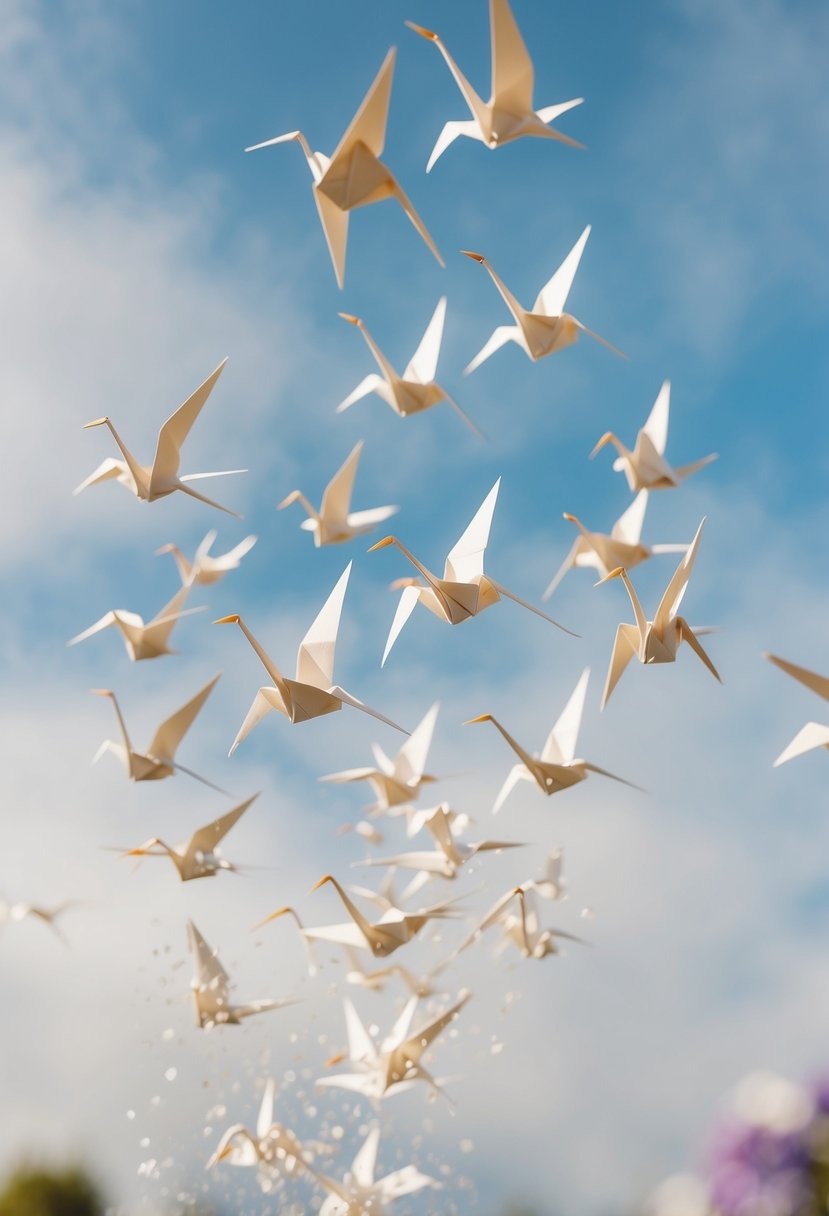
461,227,625,374
75,358,245,516
358,804,521,882
406,0,583,171
598,520,721,709
316,991,470,1101
157,530,257,585
590,380,718,491
91,675,223,790
121,794,257,882
458,884,584,960
542,491,689,599
315,1127,439,1215
68,582,205,661
343,947,451,1000
245,49,442,288
764,653,829,766
207,1079,313,1178
336,301,480,434
0,898,83,945
258,874,463,964
467,669,635,812
370,478,574,665
278,441,398,547
320,702,440,810
188,921,294,1029
216,563,406,750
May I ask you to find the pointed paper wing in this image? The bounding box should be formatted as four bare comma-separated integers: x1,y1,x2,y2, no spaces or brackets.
320,443,362,528
151,359,228,489
376,1165,437,1201
313,188,350,289
774,721,829,766
463,324,519,375
601,624,640,709
331,48,395,163
194,529,219,561
67,611,120,647
189,921,230,998
395,702,439,784
490,0,534,112
383,996,419,1051
185,794,257,863
444,479,500,582
542,668,589,765
765,654,829,703
351,1127,380,1189
401,992,469,1060
296,564,351,688
257,1079,276,1139
642,380,671,457
654,519,705,633
403,297,446,384
381,584,421,667
148,673,220,761
611,491,648,545
344,998,377,1063
533,226,590,317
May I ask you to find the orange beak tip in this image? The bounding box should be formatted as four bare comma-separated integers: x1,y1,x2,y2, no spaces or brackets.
368,536,394,553
338,312,360,325
460,249,484,263
213,614,240,625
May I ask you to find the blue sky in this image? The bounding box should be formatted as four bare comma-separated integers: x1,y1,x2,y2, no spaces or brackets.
1,1,828,1213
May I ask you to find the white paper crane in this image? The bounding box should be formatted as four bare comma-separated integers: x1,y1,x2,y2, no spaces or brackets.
207,1080,312,1180
370,479,574,665
467,669,635,812
245,49,442,288
458,884,584,960
598,520,721,709
75,358,245,516
157,530,257,585
316,992,470,1101
278,441,398,547
68,582,205,661
121,794,257,882
216,563,406,751
336,301,479,434
542,492,689,599
358,804,522,880
91,675,223,790
321,702,440,810
0,899,83,945
343,948,451,1000
188,921,294,1029
316,1127,439,1215
764,653,829,766
406,0,583,171
461,227,625,373
590,380,718,491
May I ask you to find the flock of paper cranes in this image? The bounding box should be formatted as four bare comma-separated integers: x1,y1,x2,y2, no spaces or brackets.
5,1,821,1210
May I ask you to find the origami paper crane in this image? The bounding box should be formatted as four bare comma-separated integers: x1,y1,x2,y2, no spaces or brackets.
590,380,718,491
467,669,635,812
75,358,245,516
461,227,625,373
316,1127,439,1215
358,804,522,879
278,440,398,547
542,492,689,599
0,899,83,945
458,884,584,960
321,702,440,810
764,653,829,766
598,520,721,709
407,0,583,171
68,581,205,661
245,49,442,287
157,530,257,585
91,675,223,790
216,563,406,750
121,794,257,882
207,1080,312,1178
336,301,479,433
342,947,451,1000
188,921,293,1029
370,478,574,665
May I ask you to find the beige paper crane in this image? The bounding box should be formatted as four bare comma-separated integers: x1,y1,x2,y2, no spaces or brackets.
90,675,223,790
278,441,398,547
258,875,463,964
316,991,470,1101
530,848,566,902
359,805,522,880
343,948,450,999
75,358,245,516
0,899,83,945
321,702,440,810
188,920,294,1029
458,884,584,960
336,301,479,434
68,582,205,662
121,794,257,882
245,49,442,288
370,478,574,665
590,380,718,491
406,0,583,171
216,563,406,750
764,653,829,766
598,520,721,709
542,492,689,599
461,227,625,374
207,1079,312,1179
316,1127,439,1216
467,669,635,813
157,530,257,585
